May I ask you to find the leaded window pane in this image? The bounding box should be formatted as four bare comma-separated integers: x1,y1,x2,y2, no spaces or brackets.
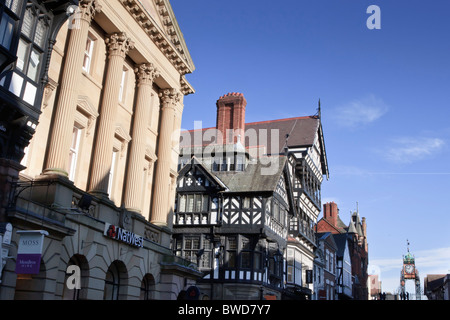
228,238,237,250
35,17,48,48
202,195,209,212
27,47,41,81
187,195,194,212
0,13,14,49
195,194,202,212
241,252,251,269
178,195,186,213
21,7,34,38
6,0,21,14
16,38,29,72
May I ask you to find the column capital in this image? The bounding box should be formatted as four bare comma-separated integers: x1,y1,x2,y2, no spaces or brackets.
78,0,102,23
105,32,134,59
135,63,159,87
159,88,181,106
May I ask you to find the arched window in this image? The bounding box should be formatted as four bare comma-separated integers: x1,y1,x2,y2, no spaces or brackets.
140,274,156,300
104,261,127,300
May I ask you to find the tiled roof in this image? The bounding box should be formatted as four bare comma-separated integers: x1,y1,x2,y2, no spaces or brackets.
180,115,320,155
213,156,287,193
245,116,320,154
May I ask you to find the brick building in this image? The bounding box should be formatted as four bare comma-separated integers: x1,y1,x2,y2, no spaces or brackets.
316,202,369,299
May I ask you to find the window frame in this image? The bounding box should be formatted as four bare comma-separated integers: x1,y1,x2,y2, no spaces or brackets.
118,67,127,102
68,125,82,181
107,149,118,198
82,35,94,73
3,2,51,106
177,193,209,213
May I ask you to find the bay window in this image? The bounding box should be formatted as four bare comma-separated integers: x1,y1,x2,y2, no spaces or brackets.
4,2,50,106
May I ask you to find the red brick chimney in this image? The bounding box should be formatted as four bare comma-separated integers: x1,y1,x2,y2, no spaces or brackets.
216,92,247,145
323,202,338,228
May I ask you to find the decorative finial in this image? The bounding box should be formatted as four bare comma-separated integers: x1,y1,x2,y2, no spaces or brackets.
318,99,321,118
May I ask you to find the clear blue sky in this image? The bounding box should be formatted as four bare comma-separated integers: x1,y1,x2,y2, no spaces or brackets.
171,0,450,295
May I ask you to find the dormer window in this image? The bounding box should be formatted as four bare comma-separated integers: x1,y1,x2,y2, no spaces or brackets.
212,153,246,172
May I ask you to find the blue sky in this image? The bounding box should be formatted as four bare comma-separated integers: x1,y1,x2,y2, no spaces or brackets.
171,0,450,295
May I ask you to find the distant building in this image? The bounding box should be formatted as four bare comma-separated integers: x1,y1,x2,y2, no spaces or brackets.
368,274,381,300
173,92,329,300
333,233,353,299
314,232,337,300
316,201,369,299
424,274,450,300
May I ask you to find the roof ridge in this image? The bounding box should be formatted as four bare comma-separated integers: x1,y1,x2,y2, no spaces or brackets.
246,115,318,126
181,115,318,133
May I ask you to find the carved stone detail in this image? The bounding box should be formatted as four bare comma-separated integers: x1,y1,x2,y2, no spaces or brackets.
118,0,192,75
144,227,160,244
78,0,102,23
135,63,159,86
105,32,135,58
159,88,181,106
42,78,58,109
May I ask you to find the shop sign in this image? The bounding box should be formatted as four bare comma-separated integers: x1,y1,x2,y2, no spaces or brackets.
104,223,143,248
15,230,48,274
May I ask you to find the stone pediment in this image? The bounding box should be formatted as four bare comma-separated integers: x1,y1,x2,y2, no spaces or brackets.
139,0,165,29
119,0,195,75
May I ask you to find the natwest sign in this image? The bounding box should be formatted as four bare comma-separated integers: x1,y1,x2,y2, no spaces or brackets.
103,223,143,248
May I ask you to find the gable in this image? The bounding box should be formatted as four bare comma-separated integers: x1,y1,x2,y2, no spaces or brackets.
119,0,195,75
275,174,289,205
177,157,226,192
139,0,165,29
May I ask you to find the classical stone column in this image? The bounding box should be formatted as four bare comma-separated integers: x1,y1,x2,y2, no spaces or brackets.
43,0,101,176
150,88,181,226
123,63,159,215
88,33,134,197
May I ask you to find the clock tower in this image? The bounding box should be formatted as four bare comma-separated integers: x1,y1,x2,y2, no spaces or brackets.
400,240,421,300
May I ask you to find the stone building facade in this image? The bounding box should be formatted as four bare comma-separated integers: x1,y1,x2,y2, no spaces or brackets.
0,0,201,300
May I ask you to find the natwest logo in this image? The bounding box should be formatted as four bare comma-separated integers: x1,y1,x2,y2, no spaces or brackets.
104,223,143,248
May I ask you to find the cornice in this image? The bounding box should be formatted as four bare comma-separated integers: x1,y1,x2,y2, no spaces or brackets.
118,0,194,76
180,75,194,96
154,0,195,70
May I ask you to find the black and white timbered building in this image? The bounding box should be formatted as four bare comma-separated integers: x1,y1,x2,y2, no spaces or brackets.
173,93,329,300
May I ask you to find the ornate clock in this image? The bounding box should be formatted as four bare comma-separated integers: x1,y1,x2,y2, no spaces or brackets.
403,251,415,279
399,240,421,300
404,263,414,277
